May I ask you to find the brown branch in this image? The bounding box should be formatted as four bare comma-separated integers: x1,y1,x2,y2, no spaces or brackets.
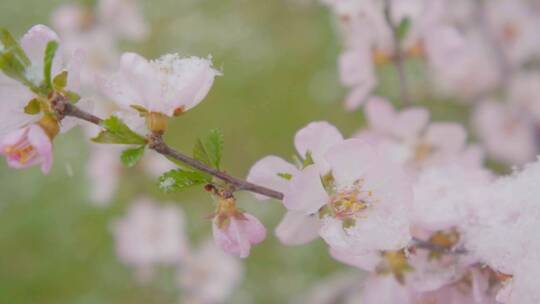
383,0,410,105
52,96,103,125
52,96,284,200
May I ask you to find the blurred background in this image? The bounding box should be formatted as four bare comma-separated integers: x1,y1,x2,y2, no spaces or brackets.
0,0,365,303
3,0,539,302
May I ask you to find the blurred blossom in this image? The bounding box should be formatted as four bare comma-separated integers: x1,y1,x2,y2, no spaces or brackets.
86,145,122,205
111,198,189,281
97,0,149,41
297,272,363,304
358,97,482,174
179,240,243,304
472,101,538,166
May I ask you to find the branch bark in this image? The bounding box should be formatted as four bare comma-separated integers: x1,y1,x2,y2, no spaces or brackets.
52,96,283,200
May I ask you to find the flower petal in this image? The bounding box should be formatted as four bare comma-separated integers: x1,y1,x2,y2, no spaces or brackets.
294,121,343,174
275,211,321,245
246,156,298,200
283,165,329,214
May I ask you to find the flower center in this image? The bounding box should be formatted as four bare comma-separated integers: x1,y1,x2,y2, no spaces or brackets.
329,182,377,220
413,142,434,162
4,144,36,165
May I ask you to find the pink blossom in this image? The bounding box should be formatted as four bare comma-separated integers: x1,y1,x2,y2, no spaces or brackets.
112,198,189,280
1,25,82,136
86,145,122,205
472,100,537,165
298,139,412,254
424,28,500,99
0,125,53,174
275,211,321,246
411,164,493,231
97,0,149,41
359,97,479,173
247,122,343,245
99,52,221,117
212,213,266,258
178,240,243,304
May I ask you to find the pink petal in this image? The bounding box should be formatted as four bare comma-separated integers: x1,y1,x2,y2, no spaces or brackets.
294,121,343,174
425,123,466,153
20,24,60,65
365,96,396,134
275,211,321,245
283,165,329,214
212,213,266,258
344,81,376,111
27,125,53,174
324,139,379,187
246,156,298,200
329,248,381,272
119,52,160,110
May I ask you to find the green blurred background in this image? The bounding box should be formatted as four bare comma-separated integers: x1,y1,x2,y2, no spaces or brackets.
0,0,444,303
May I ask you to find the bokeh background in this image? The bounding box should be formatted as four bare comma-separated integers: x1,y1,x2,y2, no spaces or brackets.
0,0,468,303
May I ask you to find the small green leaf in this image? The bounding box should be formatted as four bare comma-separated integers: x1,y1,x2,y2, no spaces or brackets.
24,98,41,115
92,116,147,145
53,71,67,90
0,28,30,66
342,218,356,229
303,151,314,168
396,17,411,41
158,169,211,193
277,172,293,180
0,29,41,90
193,129,224,169
130,104,148,117
120,146,145,168
42,40,59,91
64,91,81,103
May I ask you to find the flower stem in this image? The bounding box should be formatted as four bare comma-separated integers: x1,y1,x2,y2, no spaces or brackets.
383,0,410,105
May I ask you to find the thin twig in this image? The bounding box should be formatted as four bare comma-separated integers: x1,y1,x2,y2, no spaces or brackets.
383,0,410,105
52,96,283,200
148,132,283,199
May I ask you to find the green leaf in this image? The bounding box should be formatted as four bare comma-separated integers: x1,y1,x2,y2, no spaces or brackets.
0,29,34,88
303,151,314,168
193,129,224,169
64,91,81,103
130,104,148,117
158,169,211,193
24,98,41,115
53,70,67,90
0,28,30,66
120,146,145,168
42,40,59,92
91,116,147,145
277,172,292,180
396,17,411,41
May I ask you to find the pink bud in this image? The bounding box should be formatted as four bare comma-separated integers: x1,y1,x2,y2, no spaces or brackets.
212,213,266,258
0,125,53,174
